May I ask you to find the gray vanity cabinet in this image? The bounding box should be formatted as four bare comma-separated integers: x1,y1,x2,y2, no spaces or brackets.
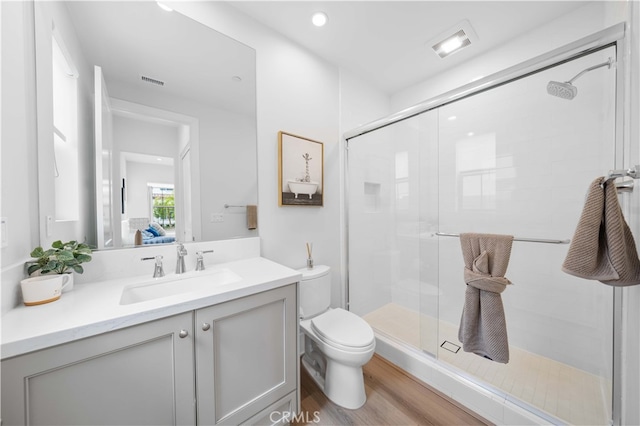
195,284,298,425
1,311,196,426
1,283,298,426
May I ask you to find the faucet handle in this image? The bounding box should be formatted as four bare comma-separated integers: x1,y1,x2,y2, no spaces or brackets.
177,243,188,255
195,250,214,271
141,255,165,278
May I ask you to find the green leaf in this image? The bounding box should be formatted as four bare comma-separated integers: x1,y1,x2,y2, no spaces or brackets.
43,248,57,257
55,250,75,261
71,264,84,274
30,247,45,258
51,240,64,249
27,264,41,275
76,254,92,263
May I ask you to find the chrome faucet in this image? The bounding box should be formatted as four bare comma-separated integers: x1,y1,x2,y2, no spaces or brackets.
195,250,214,271
141,255,165,278
176,243,188,274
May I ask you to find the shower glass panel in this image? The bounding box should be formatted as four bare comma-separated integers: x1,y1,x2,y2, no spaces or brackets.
348,114,438,355
347,45,616,425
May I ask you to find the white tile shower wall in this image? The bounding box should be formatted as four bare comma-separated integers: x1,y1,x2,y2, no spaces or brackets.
339,69,392,308
347,125,397,315
435,47,616,376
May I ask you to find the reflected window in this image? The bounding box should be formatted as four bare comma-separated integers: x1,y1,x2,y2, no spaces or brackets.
148,184,175,229
455,133,496,210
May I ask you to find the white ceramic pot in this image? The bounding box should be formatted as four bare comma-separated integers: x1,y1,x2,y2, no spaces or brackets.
20,274,71,306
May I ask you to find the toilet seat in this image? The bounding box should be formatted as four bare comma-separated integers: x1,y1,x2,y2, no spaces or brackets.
311,308,375,350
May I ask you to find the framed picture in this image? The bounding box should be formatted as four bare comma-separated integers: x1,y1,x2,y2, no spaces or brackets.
278,131,324,206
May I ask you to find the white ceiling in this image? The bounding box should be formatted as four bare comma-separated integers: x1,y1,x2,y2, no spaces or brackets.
63,1,256,116
229,1,590,95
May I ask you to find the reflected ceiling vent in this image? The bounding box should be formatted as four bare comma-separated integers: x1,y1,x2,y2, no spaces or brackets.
428,19,478,59
140,75,165,87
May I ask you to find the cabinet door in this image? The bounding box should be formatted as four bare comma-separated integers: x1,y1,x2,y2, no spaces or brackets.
196,284,298,425
1,312,195,426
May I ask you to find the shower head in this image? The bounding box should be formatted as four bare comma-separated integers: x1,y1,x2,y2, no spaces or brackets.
546,57,614,101
547,81,577,100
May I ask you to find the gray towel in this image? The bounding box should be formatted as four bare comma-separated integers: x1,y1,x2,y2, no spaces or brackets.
458,233,514,364
562,177,640,286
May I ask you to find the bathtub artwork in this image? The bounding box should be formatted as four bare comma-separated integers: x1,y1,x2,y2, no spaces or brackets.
278,131,324,206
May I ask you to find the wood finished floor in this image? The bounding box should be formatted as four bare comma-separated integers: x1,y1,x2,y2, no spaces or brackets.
294,354,490,426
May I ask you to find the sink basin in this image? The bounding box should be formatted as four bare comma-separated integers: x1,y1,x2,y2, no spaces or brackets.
119,268,242,305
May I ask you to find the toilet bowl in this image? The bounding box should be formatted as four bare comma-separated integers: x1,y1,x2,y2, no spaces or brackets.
298,266,375,409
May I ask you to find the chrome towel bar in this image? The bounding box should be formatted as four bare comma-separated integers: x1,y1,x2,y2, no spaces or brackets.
435,232,570,245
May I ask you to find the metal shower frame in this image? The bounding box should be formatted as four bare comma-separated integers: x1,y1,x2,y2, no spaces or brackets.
343,22,629,425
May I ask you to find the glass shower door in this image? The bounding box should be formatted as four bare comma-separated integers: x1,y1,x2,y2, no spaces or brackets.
348,112,439,356
434,46,616,424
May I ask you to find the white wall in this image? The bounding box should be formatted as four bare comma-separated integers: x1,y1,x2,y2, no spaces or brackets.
1,1,38,265
198,110,257,241
108,83,258,243
3,1,638,419
113,115,178,160
392,2,622,112
0,0,387,313
170,1,388,307
1,2,41,313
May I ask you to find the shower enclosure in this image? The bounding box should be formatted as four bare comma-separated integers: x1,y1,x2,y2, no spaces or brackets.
346,25,629,425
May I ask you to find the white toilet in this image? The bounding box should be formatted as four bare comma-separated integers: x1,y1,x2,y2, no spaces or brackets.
298,265,375,409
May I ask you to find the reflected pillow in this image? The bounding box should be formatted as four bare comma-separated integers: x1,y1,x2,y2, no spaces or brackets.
145,227,160,237
150,222,167,236
140,230,154,239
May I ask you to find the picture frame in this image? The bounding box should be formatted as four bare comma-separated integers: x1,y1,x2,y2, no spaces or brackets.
278,131,324,206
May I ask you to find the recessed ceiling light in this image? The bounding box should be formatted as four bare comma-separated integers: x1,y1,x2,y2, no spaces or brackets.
448,116,457,121
312,12,328,27
428,19,477,59
157,2,173,12
467,132,475,137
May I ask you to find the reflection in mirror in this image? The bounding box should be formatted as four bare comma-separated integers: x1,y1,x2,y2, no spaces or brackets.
34,1,257,250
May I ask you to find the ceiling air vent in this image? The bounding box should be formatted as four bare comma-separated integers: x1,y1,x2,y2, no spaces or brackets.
140,75,165,87
428,19,478,59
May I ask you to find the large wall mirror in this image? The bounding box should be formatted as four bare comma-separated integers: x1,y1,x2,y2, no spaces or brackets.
34,1,257,250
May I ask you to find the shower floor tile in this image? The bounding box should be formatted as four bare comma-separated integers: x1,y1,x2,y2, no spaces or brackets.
363,303,610,426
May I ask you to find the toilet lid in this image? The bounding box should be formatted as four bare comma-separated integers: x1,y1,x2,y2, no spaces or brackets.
310,308,374,349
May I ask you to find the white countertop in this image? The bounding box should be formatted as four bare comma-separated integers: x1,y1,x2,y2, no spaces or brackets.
1,257,301,359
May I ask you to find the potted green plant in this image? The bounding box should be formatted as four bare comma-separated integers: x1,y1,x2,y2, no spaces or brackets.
28,240,92,277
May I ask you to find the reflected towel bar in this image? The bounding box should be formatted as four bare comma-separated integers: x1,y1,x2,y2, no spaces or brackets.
435,232,570,245
224,204,246,208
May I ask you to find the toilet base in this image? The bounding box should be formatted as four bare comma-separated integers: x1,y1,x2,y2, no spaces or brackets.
301,354,367,410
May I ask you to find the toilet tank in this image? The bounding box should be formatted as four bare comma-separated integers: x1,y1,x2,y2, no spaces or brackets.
298,265,331,319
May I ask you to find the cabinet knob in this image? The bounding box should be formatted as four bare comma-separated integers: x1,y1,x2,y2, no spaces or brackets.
179,329,189,338
202,323,211,331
